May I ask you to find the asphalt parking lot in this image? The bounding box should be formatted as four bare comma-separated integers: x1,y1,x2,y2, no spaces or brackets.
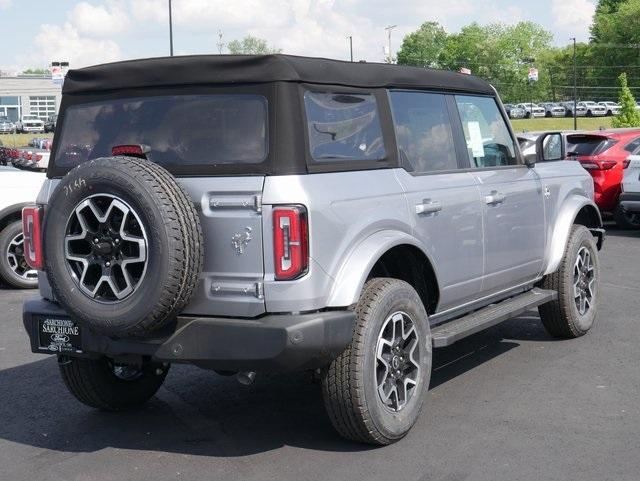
0,225,638,481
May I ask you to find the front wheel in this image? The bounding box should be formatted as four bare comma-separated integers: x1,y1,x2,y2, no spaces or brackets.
59,356,169,411
322,278,432,445
539,225,600,338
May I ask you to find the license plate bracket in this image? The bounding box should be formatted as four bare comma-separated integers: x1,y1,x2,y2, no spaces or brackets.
38,318,82,353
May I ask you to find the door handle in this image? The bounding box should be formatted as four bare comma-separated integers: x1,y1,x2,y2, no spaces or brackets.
415,200,442,215
485,191,506,205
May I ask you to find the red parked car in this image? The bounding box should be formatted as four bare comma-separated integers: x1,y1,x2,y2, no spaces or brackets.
566,129,640,229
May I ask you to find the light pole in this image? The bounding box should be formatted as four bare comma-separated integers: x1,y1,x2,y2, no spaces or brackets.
169,0,174,56
385,25,397,63
571,37,577,130
350,36,354,62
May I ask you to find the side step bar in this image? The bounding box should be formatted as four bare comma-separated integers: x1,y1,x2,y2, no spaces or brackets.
431,288,557,348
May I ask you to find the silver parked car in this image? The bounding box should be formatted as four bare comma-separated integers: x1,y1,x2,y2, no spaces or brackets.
542,102,567,118
22,55,604,445
504,103,526,119
598,101,621,116
516,102,545,118
0,116,15,134
563,101,587,117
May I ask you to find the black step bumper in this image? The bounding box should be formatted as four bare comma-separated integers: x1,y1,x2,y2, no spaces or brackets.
619,192,640,213
23,298,355,372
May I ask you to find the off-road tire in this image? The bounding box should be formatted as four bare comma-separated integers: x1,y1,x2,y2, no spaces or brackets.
44,156,203,338
613,203,640,230
321,278,432,445
59,356,168,411
0,220,38,289
539,225,600,338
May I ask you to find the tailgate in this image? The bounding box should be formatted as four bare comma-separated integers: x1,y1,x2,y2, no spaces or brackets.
178,177,266,318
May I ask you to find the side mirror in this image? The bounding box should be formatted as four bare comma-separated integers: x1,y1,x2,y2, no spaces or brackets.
535,132,565,165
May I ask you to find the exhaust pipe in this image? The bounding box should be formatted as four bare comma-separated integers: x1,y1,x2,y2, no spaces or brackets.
237,371,256,385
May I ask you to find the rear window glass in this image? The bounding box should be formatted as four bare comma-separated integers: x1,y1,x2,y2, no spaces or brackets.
303,91,385,162
623,137,640,154
54,94,268,168
566,136,617,156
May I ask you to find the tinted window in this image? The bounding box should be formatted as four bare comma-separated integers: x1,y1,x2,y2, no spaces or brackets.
389,91,457,173
54,94,268,168
304,92,385,162
624,137,640,154
566,135,617,156
455,96,518,168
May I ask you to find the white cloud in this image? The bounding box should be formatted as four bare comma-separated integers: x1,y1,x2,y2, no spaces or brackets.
31,22,122,68
70,1,130,37
552,0,596,41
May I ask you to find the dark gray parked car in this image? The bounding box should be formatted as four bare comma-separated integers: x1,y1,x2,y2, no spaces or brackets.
22,55,604,445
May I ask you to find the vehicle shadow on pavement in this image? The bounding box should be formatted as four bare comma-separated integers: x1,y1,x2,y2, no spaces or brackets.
0,314,552,457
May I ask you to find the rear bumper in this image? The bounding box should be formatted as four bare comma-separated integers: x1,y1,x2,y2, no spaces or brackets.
620,192,640,213
23,298,355,372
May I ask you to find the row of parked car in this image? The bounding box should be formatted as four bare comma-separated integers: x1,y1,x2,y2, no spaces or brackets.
0,114,57,134
505,101,624,119
518,127,640,229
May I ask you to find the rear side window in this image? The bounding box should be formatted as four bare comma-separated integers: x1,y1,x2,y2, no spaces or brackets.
54,94,268,168
623,137,640,154
303,92,385,162
566,135,617,156
455,95,518,168
389,91,457,173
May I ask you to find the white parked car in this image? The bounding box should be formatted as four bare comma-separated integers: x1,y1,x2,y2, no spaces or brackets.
579,101,607,117
0,164,45,288
598,101,621,116
619,155,640,226
16,115,45,133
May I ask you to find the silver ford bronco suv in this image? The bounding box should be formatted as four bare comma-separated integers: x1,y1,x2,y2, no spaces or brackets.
22,55,604,445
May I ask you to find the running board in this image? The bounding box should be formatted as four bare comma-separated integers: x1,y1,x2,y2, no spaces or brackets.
431,288,557,348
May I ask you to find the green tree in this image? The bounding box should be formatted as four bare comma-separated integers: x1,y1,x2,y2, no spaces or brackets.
612,72,640,127
596,0,626,14
227,35,281,55
396,22,448,67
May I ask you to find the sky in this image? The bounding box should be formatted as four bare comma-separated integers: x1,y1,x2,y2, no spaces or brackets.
0,0,597,72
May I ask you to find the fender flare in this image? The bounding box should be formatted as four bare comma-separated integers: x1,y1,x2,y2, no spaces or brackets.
0,202,30,231
543,195,602,276
325,230,436,307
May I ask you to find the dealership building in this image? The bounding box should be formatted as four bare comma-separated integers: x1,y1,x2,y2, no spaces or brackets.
0,74,62,122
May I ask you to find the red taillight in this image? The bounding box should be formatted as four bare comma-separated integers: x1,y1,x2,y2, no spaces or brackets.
273,206,308,280
623,158,631,169
579,159,617,170
111,144,151,159
22,206,43,270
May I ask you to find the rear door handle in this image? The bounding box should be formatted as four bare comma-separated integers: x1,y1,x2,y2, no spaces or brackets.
485,191,506,205
415,200,442,215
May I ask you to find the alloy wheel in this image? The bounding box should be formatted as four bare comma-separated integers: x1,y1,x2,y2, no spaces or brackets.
6,232,37,281
573,246,595,316
375,311,421,412
64,194,148,302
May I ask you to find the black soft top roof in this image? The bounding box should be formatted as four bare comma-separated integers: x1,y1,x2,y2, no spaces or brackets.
62,54,495,95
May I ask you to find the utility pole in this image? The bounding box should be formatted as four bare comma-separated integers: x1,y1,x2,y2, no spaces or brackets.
571,37,577,130
350,36,353,62
217,30,225,54
168,0,174,56
385,25,397,63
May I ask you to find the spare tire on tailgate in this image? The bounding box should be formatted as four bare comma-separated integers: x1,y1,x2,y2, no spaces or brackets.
44,156,203,338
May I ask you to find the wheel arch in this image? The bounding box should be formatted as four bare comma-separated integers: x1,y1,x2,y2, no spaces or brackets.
543,197,603,276
325,231,440,314
0,202,29,233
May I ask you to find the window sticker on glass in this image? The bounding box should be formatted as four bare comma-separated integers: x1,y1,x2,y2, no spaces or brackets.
467,121,485,158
